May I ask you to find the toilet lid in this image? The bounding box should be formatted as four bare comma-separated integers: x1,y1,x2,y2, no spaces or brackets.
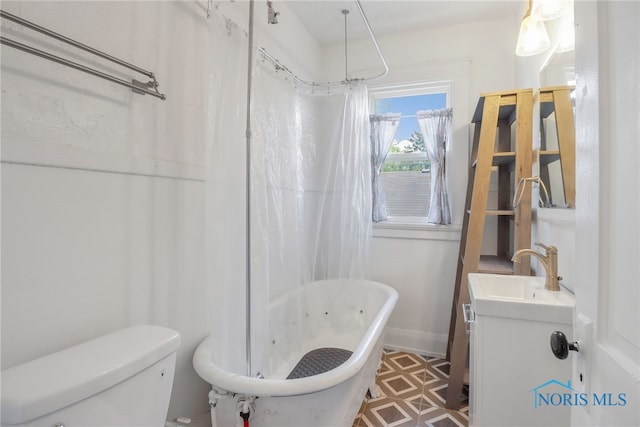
1,325,179,424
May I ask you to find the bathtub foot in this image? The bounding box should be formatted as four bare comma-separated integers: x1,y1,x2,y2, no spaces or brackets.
367,356,384,399
368,382,382,399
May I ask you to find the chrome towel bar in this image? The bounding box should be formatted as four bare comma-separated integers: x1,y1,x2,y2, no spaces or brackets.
1,10,166,100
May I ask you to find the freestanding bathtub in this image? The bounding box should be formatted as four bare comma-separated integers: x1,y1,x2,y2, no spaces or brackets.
193,279,398,427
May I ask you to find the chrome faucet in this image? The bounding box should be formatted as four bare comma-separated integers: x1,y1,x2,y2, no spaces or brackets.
512,242,562,291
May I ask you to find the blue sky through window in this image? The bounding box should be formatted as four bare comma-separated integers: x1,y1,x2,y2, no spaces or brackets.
374,93,446,141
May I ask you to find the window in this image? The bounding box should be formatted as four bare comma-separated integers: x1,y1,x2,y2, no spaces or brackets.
371,84,450,222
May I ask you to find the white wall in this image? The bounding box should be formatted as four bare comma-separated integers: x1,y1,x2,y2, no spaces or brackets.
215,1,324,82
324,16,521,356
1,1,211,422
1,1,321,424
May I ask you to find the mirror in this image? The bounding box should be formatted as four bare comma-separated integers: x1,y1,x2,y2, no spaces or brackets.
538,84,575,209
538,17,576,209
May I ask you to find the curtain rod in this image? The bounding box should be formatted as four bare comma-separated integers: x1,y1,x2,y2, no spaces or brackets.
0,10,166,100
258,0,388,89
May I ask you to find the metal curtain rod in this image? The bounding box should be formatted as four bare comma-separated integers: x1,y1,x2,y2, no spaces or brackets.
353,0,388,81
0,10,166,100
258,0,388,88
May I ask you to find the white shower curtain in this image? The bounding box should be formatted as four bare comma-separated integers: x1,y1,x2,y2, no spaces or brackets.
206,11,372,378
249,62,372,376
370,113,401,222
205,15,251,376
417,108,453,224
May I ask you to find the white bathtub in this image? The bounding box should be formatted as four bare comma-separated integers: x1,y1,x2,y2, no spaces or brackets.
193,279,398,427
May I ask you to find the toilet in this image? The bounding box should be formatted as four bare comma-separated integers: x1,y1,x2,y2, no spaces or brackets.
1,325,180,427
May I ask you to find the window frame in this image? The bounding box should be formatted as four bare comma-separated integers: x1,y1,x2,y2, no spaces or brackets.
369,81,455,232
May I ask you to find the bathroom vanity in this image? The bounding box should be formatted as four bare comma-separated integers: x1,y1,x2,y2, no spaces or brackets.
467,273,574,426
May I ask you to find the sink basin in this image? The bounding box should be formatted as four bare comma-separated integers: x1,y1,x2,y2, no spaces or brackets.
469,273,574,323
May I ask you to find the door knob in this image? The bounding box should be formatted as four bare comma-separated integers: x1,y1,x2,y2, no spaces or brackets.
550,330,579,359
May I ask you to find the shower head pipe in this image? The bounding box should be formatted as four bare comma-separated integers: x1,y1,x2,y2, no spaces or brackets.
267,1,279,24
257,0,388,89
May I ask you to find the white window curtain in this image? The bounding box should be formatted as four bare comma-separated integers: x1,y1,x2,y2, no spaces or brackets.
417,108,453,224
370,113,401,222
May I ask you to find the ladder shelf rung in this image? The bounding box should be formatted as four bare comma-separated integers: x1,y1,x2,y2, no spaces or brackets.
466,209,515,216
539,150,560,166
471,151,516,168
540,85,575,118
471,89,533,123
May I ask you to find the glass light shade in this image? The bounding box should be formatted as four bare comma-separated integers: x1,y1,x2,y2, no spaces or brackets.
531,0,572,21
515,15,551,57
555,12,575,53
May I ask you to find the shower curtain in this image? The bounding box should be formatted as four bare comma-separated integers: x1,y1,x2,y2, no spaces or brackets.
206,12,372,378
250,61,372,376
205,15,251,376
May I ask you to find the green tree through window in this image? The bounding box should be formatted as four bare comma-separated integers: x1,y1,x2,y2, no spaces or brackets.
404,131,425,153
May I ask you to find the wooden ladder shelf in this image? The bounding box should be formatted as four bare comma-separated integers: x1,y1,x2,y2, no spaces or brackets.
445,89,534,409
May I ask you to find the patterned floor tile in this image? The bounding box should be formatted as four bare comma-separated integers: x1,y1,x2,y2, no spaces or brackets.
353,400,368,426
376,370,426,402
354,351,468,427
423,378,469,412
384,351,429,373
418,404,468,427
424,358,452,380
359,396,421,427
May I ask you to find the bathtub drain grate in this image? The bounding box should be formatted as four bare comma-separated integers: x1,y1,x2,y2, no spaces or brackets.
286,347,353,379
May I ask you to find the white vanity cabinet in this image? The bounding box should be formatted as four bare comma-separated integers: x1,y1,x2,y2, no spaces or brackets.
468,273,575,427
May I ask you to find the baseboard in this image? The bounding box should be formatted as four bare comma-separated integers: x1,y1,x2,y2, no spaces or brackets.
383,327,447,359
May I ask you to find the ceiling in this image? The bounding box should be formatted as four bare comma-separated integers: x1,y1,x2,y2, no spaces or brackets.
284,1,524,46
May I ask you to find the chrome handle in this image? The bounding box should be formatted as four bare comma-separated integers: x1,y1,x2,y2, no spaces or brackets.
462,303,475,334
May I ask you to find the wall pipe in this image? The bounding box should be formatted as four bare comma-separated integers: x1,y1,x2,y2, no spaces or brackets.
245,0,255,378
256,0,388,89
342,9,349,81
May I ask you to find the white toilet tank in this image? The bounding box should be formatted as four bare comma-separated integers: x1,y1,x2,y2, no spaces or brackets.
1,325,180,427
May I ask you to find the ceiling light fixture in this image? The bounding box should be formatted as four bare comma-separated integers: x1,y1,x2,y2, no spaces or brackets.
554,6,575,53
531,0,572,21
515,0,550,57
